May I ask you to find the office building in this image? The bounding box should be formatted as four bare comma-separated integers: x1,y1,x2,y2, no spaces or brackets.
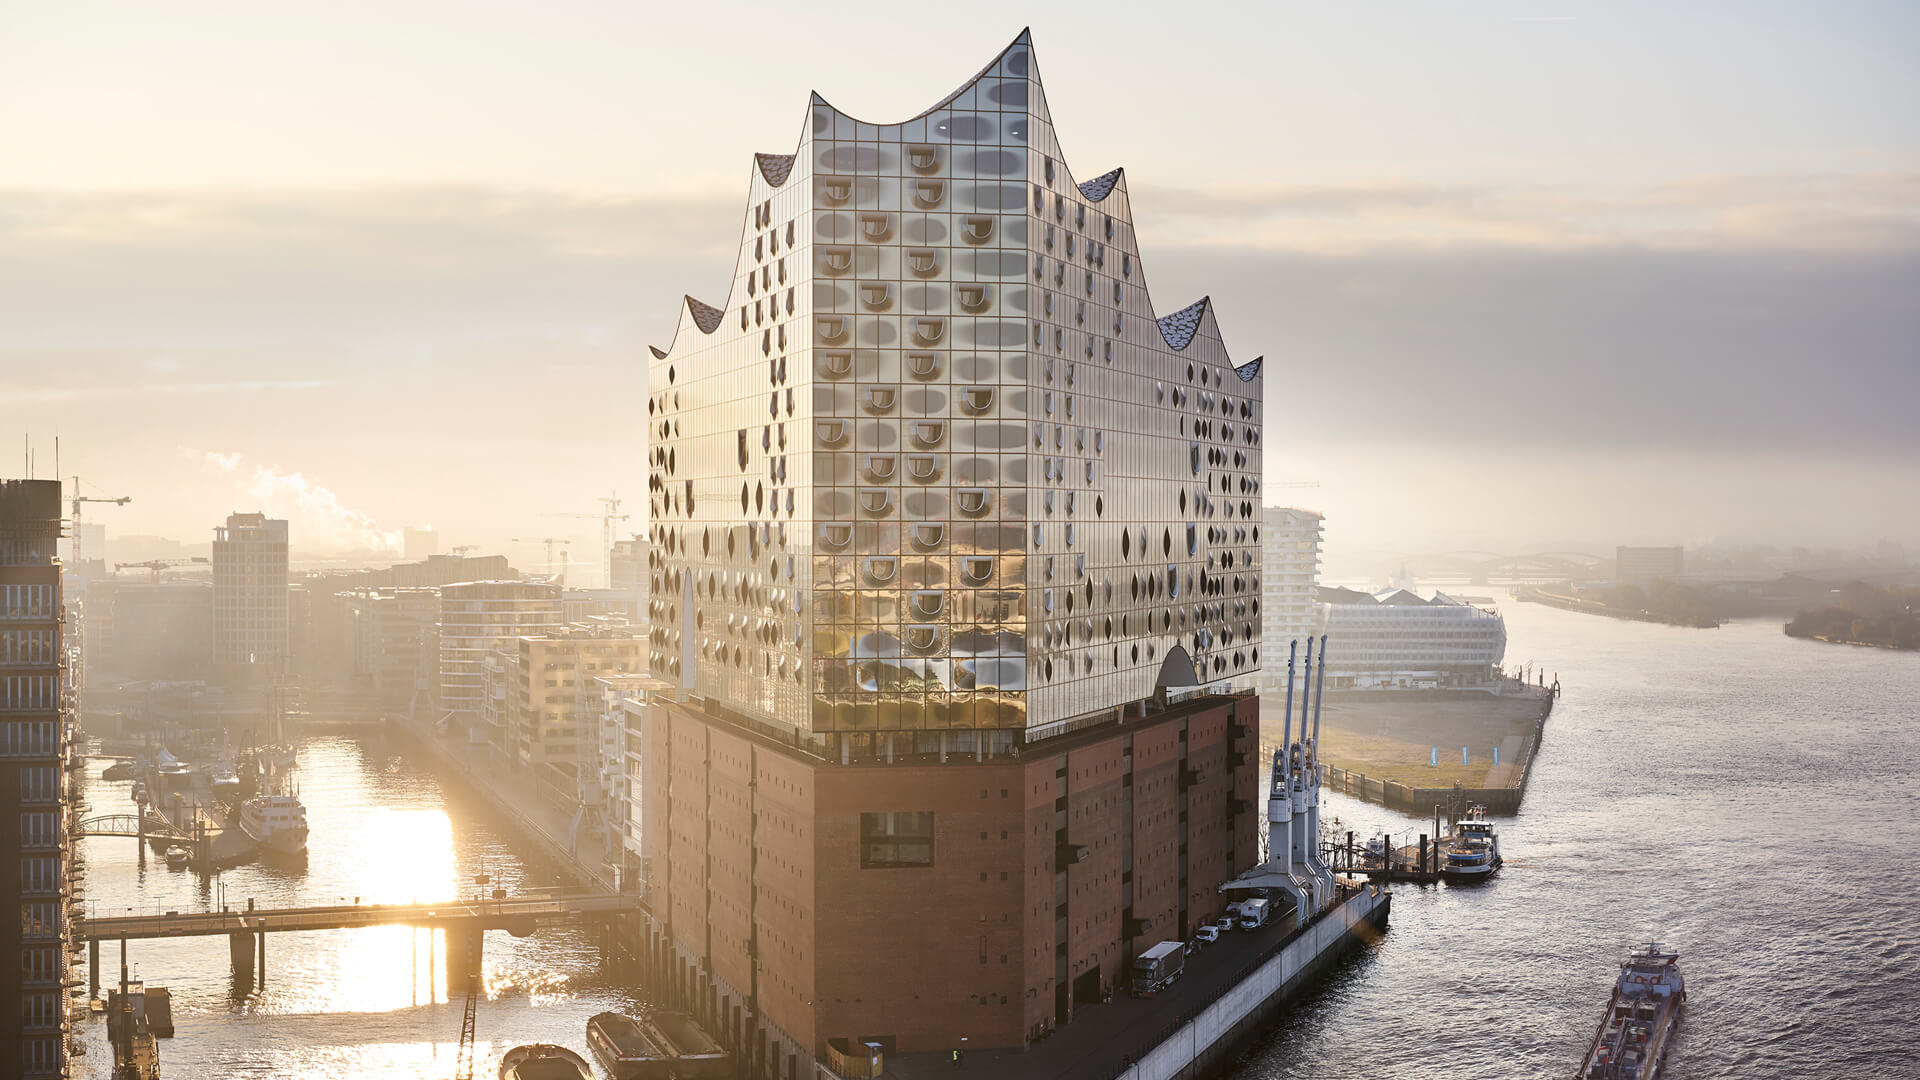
1258,507,1323,695
1616,545,1685,586
340,587,441,702
634,31,1266,1069
438,580,562,737
1,479,72,1080
1317,586,1507,689
211,512,290,683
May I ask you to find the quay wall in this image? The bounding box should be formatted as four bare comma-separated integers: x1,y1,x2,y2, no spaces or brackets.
1121,886,1391,1080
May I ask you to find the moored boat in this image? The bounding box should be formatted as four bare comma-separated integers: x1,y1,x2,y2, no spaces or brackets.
102,760,136,781
164,848,189,870
1439,803,1502,884
1578,943,1685,1079
638,1010,729,1078
238,793,308,856
586,1012,672,1079
498,1043,593,1080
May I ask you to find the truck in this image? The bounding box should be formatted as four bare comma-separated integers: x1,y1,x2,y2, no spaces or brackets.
1129,941,1186,997
1237,897,1271,930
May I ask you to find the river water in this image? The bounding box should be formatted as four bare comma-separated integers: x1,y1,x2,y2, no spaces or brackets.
73,602,1919,1077
1229,600,1920,1079
72,731,647,1079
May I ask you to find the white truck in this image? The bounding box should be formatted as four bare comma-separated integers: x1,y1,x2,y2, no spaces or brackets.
1129,941,1186,997
1236,897,1272,930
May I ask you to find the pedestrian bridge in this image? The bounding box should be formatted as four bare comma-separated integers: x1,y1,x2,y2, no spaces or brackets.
73,813,196,843
76,890,643,942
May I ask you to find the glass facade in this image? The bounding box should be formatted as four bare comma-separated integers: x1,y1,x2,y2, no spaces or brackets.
646,31,1266,742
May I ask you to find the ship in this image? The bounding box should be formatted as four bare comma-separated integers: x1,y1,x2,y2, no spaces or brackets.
586,1011,673,1079
1577,944,1685,1079
1439,803,1502,883
238,793,308,856
499,1043,593,1080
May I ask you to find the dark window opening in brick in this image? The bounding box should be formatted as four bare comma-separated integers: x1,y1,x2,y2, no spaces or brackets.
860,811,935,868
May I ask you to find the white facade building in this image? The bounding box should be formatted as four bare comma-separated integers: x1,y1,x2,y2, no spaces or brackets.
437,580,562,735
1318,586,1507,689
1258,507,1323,694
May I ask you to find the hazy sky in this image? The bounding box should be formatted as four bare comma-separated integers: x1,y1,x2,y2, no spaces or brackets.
3,1,1916,569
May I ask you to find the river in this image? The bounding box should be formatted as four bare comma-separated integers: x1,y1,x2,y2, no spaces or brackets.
72,730,647,1079
1228,600,1920,1079
72,601,1919,1077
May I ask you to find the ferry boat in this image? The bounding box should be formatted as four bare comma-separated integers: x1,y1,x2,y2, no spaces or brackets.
499,1043,593,1080
586,1012,672,1079
164,848,189,870
238,793,308,856
1578,944,1685,1079
1439,804,1502,884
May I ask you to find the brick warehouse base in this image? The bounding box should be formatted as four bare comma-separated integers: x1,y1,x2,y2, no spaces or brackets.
637,691,1261,1069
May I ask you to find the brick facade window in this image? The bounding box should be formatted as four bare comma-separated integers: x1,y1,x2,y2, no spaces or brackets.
860,811,934,868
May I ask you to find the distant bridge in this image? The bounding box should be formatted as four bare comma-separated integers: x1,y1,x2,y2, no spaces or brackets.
1395,551,1611,584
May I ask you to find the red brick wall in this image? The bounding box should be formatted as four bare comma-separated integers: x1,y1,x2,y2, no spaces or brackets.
1129,720,1182,946
752,746,817,1051
1065,739,1126,1005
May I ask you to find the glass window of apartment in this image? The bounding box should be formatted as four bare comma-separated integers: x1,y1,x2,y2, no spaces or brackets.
860,811,934,868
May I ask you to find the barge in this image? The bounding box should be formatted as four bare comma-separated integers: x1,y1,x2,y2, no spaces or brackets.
586,1011,672,1080
1577,944,1685,1079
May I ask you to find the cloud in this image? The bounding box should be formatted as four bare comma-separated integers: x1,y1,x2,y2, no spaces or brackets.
186,448,401,553
1132,171,1920,254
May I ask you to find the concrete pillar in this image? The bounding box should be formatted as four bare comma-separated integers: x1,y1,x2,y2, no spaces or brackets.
228,930,256,984
89,939,99,996
445,924,482,994
257,928,267,989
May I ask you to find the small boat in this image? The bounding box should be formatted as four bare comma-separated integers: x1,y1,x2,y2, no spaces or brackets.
1578,944,1685,1078
499,1043,593,1080
1439,804,1502,884
164,848,189,870
102,760,136,781
238,793,308,856
155,749,194,780
586,1012,672,1079
1362,835,1387,860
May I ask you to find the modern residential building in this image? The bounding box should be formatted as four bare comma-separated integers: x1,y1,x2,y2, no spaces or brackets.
1616,545,1685,585
1317,586,1507,689
633,31,1267,1070
437,580,562,737
505,625,644,774
1258,507,1323,696
340,587,440,703
1,479,72,1080
211,511,290,684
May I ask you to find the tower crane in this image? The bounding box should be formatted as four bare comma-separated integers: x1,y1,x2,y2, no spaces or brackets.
115,557,208,583
547,491,631,589
509,537,571,585
67,476,131,567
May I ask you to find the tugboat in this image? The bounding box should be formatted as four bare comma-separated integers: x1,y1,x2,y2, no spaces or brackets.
586,1011,672,1079
1439,804,1502,884
499,1043,593,1080
238,792,308,857
1577,943,1685,1079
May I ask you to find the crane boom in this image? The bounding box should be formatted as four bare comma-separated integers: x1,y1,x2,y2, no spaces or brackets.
66,476,131,568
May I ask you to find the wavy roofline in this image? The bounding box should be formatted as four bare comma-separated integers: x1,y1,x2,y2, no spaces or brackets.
806,28,1032,128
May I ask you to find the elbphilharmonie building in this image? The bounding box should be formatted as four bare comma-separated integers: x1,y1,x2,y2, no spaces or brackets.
635,30,1269,1069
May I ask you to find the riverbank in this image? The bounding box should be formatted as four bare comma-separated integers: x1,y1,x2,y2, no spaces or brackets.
1516,585,1721,628
1296,686,1552,815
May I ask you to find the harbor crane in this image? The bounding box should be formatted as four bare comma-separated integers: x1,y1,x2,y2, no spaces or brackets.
548,492,631,589
67,476,131,567
509,537,571,584
115,557,208,583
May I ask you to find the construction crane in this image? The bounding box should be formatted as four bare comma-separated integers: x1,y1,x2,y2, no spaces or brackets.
509,537,571,585
449,545,478,557
547,491,631,589
115,557,208,583
67,476,131,568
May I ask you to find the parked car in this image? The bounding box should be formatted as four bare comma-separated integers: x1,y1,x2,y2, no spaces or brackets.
1194,924,1221,947
1214,914,1236,934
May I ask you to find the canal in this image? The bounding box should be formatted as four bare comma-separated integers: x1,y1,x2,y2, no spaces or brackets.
72,729,648,1079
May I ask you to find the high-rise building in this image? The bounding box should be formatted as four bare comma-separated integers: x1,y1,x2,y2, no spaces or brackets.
340,587,440,701
1,479,72,1080
1259,507,1323,695
211,511,290,683
1616,545,1685,586
633,31,1267,1067
438,580,562,739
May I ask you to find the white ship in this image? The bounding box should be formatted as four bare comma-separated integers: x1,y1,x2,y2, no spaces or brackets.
1440,804,1503,883
238,793,308,856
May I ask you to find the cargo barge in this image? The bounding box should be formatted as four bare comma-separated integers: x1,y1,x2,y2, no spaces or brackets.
1577,944,1685,1079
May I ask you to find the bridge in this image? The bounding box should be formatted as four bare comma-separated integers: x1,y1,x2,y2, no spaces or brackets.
73,813,197,844
77,890,644,993
1394,551,1611,585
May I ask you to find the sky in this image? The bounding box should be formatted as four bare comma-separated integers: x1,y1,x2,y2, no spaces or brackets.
3,0,1916,574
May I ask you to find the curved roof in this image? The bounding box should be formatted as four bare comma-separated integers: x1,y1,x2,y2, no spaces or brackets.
685,296,726,334
1078,168,1123,202
1156,298,1211,352
1233,357,1263,382
808,28,1033,127
754,153,795,187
